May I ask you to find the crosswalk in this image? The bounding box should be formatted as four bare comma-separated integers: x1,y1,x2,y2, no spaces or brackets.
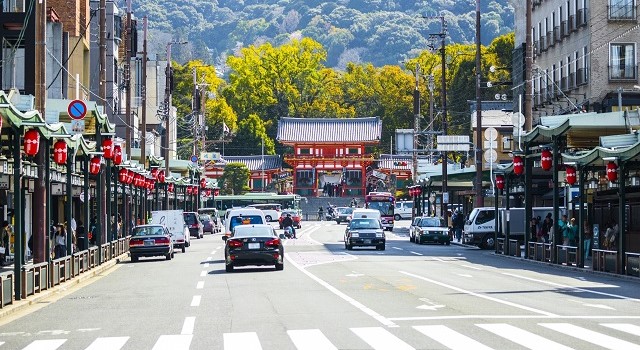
1,322,639,350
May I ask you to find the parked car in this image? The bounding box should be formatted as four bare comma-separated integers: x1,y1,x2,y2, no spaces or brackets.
222,224,284,272
183,212,204,239
199,214,215,234
394,201,413,221
278,209,302,229
344,218,386,251
151,210,190,253
224,207,267,237
335,207,354,224
129,224,174,262
412,216,451,245
248,203,282,222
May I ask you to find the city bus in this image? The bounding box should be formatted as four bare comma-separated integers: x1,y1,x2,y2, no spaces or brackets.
364,192,395,231
210,193,305,220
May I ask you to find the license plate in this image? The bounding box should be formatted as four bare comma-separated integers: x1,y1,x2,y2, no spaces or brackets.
364,239,371,244
144,240,154,246
248,243,260,249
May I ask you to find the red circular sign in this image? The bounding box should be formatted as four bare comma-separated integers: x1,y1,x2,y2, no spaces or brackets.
68,99,87,120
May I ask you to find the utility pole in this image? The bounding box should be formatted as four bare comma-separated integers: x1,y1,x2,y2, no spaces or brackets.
474,0,484,207
141,17,148,172
98,0,107,247
525,0,533,131
428,75,435,164
413,65,420,184
125,0,132,156
192,68,198,159
164,43,172,210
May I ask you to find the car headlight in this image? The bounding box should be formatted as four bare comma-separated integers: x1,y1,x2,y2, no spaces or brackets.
375,231,384,238
350,232,359,238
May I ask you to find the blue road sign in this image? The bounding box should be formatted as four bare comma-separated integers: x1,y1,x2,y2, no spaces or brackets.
68,100,87,120
190,155,198,163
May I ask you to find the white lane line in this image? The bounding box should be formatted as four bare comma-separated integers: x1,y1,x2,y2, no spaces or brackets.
477,323,573,350
410,251,423,256
223,332,262,350
84,337,130,350
217,246,222,250
190,295,201,307
287,329,338,350
351,327,414,350
502,272,640,302
200,270,207,277
389,315,640,321
457,274,473,278
540,323,640,350
301,225,323,245
211,250,217,254
393,247,403,250
22,339,67,350
204,263,210,268
432,257,445,262
400,271,558,317
286,253,397,327
151,335,193,350
205,256,213,261
196,281,204,289
461,264,482,270
414,325,494,350
181,317,195,335
601,323,640,336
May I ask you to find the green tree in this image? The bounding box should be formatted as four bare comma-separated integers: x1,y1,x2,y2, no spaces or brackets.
226,114,275,156
220,162,251,195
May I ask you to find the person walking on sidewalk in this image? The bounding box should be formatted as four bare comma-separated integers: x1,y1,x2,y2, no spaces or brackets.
583,220,592,260
0,221,11,266
452,210,464,242
54,224,67,259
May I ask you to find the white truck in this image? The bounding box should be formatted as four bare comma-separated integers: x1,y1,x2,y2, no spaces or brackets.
151,210,190,253
463,207,566,249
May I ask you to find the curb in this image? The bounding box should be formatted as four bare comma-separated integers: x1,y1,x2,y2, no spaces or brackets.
0,254,128,320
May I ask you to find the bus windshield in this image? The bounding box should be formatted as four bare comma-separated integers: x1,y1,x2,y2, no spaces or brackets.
365,192,395,216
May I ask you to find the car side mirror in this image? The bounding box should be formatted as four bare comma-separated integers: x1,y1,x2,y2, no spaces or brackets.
222,236,228,241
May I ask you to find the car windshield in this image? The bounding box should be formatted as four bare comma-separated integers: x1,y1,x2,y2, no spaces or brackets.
230,215,264,232
132,226,165,236
282,211,298,217
350,219,381,229
419,217,446,227
338,208,353,214
233,226,274,238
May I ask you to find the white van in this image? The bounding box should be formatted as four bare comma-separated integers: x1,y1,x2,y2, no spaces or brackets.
394,201,413,220
151,210,190,253
351,208,382,222
248,203,282,222
224,208,268,237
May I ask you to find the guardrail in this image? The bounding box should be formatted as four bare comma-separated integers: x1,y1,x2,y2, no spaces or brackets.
527,242,552,262
593,249,618,273
508,239,521,257
0,236,130,309
556,245,578,266
625,252,640,277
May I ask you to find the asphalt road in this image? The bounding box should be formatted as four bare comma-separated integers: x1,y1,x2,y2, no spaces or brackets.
0,220,639,350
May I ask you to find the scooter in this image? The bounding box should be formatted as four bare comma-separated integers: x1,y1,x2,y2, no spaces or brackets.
284,226,296,239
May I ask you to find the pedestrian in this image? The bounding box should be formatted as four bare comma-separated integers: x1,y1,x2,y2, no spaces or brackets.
542,213,553,243
559,215,570,246
583,220,592,259
453,210,464,242
530,217,538,243
0,221,11,266
568,218,578,246
76,220,86,251
54,224,66,259
317,206,324,221
605,219,618,250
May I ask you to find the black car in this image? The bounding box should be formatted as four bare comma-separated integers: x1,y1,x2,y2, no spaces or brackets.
344,218,386,250
129,224,175,262
223,224,284,272
183,212,204,239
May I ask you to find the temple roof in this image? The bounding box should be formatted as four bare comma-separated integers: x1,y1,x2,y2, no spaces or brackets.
277,117,382,144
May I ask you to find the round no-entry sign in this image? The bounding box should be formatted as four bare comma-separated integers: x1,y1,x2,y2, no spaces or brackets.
68,99,87,120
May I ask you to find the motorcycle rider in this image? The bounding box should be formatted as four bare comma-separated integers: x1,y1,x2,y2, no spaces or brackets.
282,213,296,238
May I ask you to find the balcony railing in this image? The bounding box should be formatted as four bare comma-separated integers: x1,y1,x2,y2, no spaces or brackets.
540,36,548,52
569,14,577,32
554,26,561,42
547,31,555,47
608,4,637,21
577,8,588,27
609,64,638,81
568,72,576,89
576,67,589,86
561,20,568,38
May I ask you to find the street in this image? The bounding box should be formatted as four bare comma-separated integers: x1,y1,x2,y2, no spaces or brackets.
0,220,639,350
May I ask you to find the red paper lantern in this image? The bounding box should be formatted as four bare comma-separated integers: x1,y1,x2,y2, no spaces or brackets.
200,178,207,189
53,140,68,165
168,183,174,192
89,156,102,175
127,170,134,184
135,174,143,187
565,165,577,185
150,168,158,180
513,156,524,176
24,129,40,156
158,170,166,183
541,149,553,171
214,189,219,196
102,138,114,159
206,188,212,197
186,186,192,195
113,145,123,165
607,161,618,182
495,174,505,190
118,168,129,183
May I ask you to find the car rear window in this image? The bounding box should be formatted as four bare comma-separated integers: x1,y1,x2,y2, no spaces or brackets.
133,226,165,236
229,215,264,232
419,218,446,227
184,213,197,225
233,226,274,238
199,215,211,222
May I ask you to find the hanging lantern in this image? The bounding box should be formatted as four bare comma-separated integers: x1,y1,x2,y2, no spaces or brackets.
186,186,192,195
200,178,207,189
118,168,129,183
23,129,40,156
102,138,114,159
206,188,212,197
541,149,553,171
157,170,166,183
565,165,577,185
607,161,618,182
134,174,143,187
168,183,174,192
127,170,134,184
214,189,219,196
495,174,505,190
513,155,524,176
113,145,123,165
53,140,68,165
89,156,102,175
150,168,158,180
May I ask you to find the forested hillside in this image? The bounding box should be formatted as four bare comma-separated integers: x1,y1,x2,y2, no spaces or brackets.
132,0,514,68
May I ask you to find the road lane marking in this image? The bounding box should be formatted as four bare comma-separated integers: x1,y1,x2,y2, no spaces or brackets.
351,327,415,350
393,247,403,250
413,325,494,350
477,323,573,350
22,339,67,350
457,273,473,278
389,315,640,321
501,272,640,302
287,329,338,350
461,264,482,270
223,332,261,350
85,337,130,350
211,250,217,254
400,271,558,317
601,323,640,336
540,323,640,350
181,317,195,335
200,270,207,277
204,263,210,268
409,251,423,256
191,295,201,307
206,256,213,261
151,335,192,350
196,281,204,289
286,253,398,327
